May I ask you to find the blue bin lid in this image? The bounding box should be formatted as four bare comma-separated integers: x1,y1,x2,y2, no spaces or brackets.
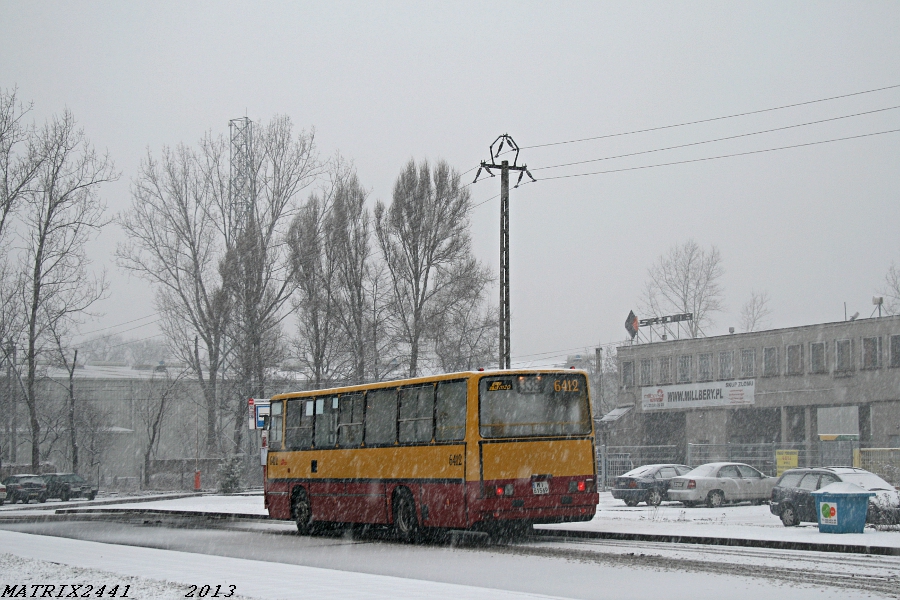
811,481,876,497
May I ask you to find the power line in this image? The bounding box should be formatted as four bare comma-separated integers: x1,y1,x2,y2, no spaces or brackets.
103,333,165,350
468,127,900,200
74,313,159,338
76,319,162,344
533,127,900,181
533,105,900,172
520,83,900,151
511,340,623,362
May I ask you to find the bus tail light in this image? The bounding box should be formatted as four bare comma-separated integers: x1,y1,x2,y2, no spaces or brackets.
568,480,588,493
687,480,696,489
496,484,514,496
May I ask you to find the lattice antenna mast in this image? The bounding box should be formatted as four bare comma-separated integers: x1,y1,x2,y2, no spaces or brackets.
473,134,536,370
229,117,256,236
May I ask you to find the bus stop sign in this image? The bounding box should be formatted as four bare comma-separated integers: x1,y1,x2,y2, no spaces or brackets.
248,398,271,430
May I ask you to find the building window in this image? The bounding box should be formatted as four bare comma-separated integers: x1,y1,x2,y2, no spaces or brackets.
622,361,635,387
678,355,692,383
740,348,755,378
810,342,826,374
658,356,672,384
862,337,882,370
718,351,733,380
786,344,803,375
640,359,653,386
763,347,778,377
835,339,853,373
698,353,713,381
892,335,900,368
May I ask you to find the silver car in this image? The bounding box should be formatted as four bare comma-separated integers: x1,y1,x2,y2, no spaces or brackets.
667,462,776,507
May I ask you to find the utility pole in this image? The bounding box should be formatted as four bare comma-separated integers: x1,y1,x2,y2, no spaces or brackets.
9,343,16,464
474,134,535,370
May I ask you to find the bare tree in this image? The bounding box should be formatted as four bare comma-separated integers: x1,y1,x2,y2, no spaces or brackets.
330,165,374,384
18,110,114,471
77,399,112,483
137,371,183,487
288,185,345,387
882,262,900,315
431,258,497,372
48,322,79,472
374,159,475,377
641,239,725,338
0,88,38,407
739,289,772,333
367,263,401,382
595,346,619,418
0,87,41,240
118,141,230,457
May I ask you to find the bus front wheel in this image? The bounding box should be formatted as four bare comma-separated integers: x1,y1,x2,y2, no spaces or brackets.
292,487,313,535
393,488,419,542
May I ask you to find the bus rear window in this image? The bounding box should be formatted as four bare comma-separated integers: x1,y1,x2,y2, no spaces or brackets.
479,374,591,438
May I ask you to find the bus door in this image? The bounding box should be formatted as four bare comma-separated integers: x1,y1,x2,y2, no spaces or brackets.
419,380,468,528
309,395,349,522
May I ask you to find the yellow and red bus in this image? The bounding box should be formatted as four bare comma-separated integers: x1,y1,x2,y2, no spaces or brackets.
264,369,597,538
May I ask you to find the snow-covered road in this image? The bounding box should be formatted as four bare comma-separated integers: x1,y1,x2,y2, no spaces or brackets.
1,492,898,599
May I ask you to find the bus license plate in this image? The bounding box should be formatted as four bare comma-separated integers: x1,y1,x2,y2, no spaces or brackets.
532,481,549,495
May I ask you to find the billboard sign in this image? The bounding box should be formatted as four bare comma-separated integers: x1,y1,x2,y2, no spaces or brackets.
641,379,755,411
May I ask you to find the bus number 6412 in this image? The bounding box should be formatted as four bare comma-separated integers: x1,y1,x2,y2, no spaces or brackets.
554,379,579,392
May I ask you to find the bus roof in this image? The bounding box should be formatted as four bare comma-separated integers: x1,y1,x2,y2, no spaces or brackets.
270,368,590,400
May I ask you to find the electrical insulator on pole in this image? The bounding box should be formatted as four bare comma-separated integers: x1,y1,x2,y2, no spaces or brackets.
473,134,535,370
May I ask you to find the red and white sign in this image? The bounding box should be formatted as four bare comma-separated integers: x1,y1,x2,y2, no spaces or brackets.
641,380,755,411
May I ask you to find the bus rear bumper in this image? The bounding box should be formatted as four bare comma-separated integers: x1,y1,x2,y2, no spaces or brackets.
473,492,598,525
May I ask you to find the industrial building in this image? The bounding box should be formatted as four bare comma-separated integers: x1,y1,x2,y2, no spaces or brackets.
605,315,900,468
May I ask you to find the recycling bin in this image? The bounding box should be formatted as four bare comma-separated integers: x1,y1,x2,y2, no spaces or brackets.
811,482,875,534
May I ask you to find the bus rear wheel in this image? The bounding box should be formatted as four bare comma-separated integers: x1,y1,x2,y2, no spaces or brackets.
393,489,419,543
292,488,313,535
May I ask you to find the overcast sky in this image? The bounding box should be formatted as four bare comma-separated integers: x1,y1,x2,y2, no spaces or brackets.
2,1,899,367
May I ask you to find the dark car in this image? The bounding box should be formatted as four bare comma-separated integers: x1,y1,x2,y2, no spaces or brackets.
770,467,900,527
612,464,693,506
43,473,98,501
2,475,48,504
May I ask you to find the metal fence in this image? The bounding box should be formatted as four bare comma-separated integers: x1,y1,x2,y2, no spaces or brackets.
597,445,679,489
686,441,861,476
858,448,900,487
596,442,900,488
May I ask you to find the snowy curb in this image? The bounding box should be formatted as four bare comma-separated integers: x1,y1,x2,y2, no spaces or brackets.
533,526,900,556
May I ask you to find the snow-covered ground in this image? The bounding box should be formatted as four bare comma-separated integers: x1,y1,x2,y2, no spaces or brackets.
0,531,577,600
17,490,897,550
538,492,900,548
2,492,899,598
0,491,202,514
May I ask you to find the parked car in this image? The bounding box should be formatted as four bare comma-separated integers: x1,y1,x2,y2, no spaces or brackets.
770,467,900,527
1,475,48,504
667,462,777,507
42,473,98,501
0,483,6,505
612,464,693,506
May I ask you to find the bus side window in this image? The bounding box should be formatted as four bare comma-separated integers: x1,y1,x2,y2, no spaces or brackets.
339,393,364,447
399,386,434,444
435,380,467,441
285,398,313,449
269,401,283,450
365,388,397,446
314,396,339,448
